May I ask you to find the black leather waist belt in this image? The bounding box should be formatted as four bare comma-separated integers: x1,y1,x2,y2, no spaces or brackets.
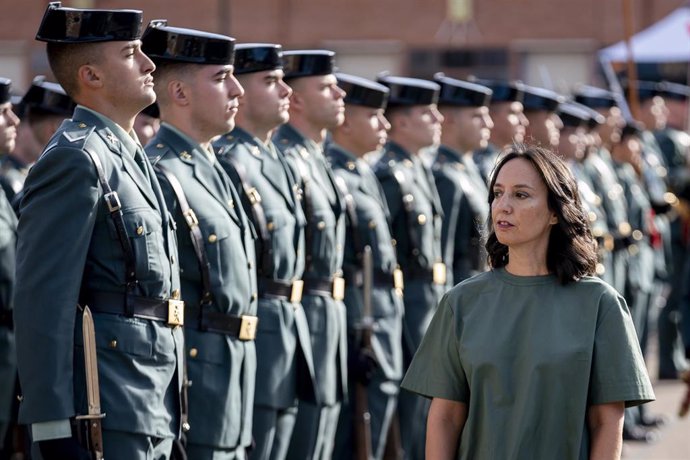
303,276,345,301
258,278,304,303
343,267,405,291
405,262,447,285
81,291,184,327
185,306,258,340
0,310,12,329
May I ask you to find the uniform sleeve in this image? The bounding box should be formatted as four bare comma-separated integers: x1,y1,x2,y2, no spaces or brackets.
589,288,655,407
14,146,100,423
400,293,469,402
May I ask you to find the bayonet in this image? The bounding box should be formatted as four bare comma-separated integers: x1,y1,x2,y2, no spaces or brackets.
76,306,105,460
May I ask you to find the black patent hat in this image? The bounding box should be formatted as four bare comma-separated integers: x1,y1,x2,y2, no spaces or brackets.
521,85,563,112
22,76,74,116
434,73,492,107
142,20,235,65
659,81,690,101
36,2,143,43
376,73,439,107
0,78,10,105
621,80,660,101
573,85,617,109
557,101,592,128
621,120,643,139
336,73,389,109
282,50,336,80
472,78,524,103
234,44,283,75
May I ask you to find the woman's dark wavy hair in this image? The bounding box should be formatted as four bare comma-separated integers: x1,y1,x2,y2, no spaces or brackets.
485,144,597,284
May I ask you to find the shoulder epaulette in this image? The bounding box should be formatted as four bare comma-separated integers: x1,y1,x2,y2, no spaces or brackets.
60,123,96,149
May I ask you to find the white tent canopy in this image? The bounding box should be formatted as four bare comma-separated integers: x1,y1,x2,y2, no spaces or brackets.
599,5,690,62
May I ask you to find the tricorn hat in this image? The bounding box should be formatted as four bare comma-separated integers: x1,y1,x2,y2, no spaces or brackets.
376,73,440,107
234,44,283,75
282,50,336,80
336,73,389,109
36,2,143,43
22,75,74,116
142,20,235,65
434,73,492,107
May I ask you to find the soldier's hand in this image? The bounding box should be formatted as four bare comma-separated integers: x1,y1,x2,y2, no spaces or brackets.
38,436,91,460
352,347,379,385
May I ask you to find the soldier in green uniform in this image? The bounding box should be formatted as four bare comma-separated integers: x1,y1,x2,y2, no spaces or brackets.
432,74,492,285
472,79,527,183
0,76,74,203
272,50,348,460
373,74,446,460
14,3,184,458
574,86,631,298
325,73,404,460
522,84,563,150
0,78,18,455
141,22,259,459
556,100,612,283
655,81,690,379
212,43,317,460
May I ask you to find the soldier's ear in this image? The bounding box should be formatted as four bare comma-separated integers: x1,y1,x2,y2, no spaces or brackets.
289,91,305,112
169,80,189,107
78,64,104,90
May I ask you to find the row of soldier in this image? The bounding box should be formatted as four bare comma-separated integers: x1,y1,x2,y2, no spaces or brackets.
0,2,689,459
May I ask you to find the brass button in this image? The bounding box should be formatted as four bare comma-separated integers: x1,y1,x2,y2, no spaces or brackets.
156,143,164,149
618,222,631,237
592,227,604,238
136,225,144,235
595,263,606,276
632,229,644,241
248,261,253,269
251,293,257,301
79,123,87,128
347,162,356,170
391,238,397,247
109,340,118,349
267,222,275,231
368,220,377,229
317,221,326,230
171,289,180,299
588,211,597,223
417,214,427,225
227,199,234,208
189,348,198,358
208,234,218,243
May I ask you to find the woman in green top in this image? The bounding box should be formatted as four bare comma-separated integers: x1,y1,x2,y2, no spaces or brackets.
401,145,654,460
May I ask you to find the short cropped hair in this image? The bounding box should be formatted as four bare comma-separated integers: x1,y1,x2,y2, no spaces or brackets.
485,144,597,284
150,62,196,108
46,42,103,98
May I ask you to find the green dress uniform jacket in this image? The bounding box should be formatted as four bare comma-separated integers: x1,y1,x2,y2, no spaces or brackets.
325,144,403,382
0,188,16,434
146,124,257,450
433,145,489,285
274,124,348,407
14,106,184,439
375,141,446,354
214,127,317,408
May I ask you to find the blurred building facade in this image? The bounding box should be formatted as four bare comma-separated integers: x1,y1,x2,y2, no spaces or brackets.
0,0,685,93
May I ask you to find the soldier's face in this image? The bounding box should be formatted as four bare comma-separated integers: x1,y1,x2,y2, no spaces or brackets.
96,40,156,113
526,110,561,148
188,64,244,139
398,104,443,151
0,102,19,154
291,74,345,130
491,101,527,146
133,113,160,147
665,98,688,130
237,69,292,131
558,126,586,160
342,105,390,155
450,105,493,151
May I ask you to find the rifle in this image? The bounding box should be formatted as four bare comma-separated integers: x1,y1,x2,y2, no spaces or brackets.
354,246,374,460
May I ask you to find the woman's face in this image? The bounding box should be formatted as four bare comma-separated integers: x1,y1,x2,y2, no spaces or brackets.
491,157,557,254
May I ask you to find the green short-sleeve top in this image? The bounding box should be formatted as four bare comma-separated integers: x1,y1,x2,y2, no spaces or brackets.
401,268,655,460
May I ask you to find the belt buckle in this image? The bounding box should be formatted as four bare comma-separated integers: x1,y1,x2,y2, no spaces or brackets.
183,209,199,228
290,280,304,304
167,299,185,326
104,191,121,213
239,315,259,340
432,262,447,285
393,268,404,292
332,277,345,301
